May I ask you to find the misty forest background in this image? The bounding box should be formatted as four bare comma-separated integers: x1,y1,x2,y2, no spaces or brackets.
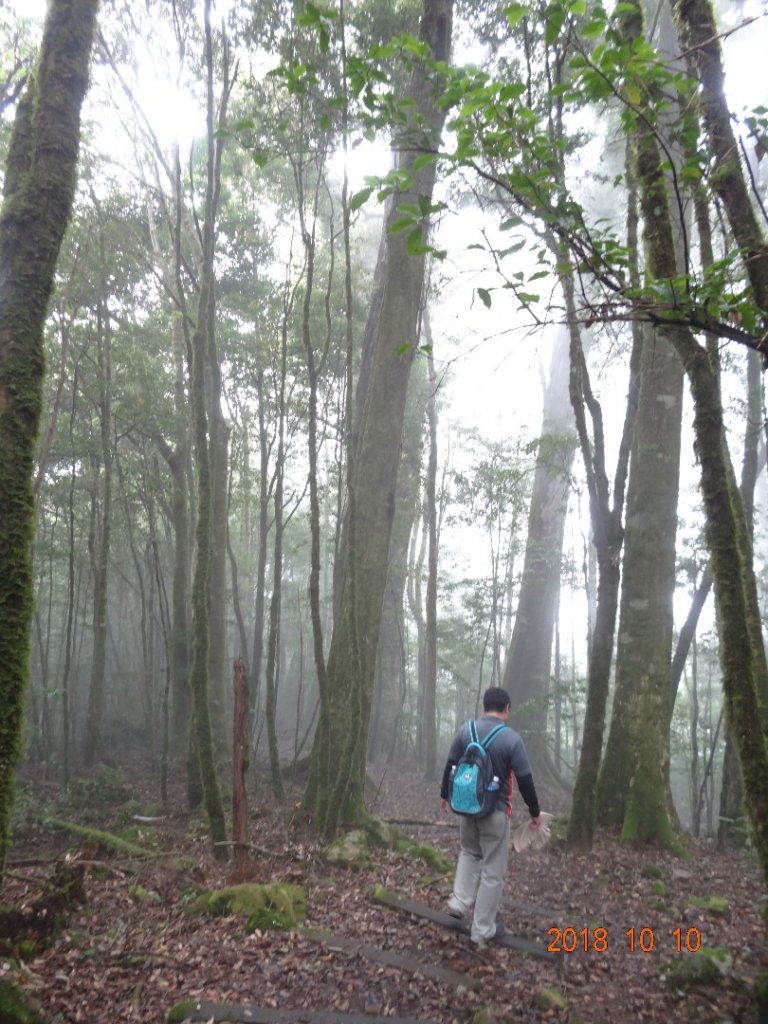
2,0,768,895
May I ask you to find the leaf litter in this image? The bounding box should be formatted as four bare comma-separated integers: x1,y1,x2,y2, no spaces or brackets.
1,761,766,1024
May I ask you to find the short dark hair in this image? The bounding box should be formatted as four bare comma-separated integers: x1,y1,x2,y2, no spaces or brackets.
483,687,511,713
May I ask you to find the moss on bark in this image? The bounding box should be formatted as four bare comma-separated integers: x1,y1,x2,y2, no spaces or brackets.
0,0,99,888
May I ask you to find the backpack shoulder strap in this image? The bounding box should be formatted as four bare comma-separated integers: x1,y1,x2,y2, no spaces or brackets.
481,723,507,750
468,720,479,745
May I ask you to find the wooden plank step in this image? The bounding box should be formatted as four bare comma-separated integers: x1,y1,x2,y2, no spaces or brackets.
168,1002,439,1024
370,890,556,959
298,927,482,991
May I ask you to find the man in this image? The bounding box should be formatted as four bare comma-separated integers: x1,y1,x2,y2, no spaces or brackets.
440,686,540,946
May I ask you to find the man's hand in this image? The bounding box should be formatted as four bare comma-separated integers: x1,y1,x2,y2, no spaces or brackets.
440,798,450,814
530,816,541,828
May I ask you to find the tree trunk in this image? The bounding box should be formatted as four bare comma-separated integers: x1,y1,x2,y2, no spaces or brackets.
249,362,272,718
674,334,768,908
673,0,768,323
83,296,113,768
423,338,439,780
566,213,641,848
595,0,684,846
501,323,576,771
186,0,228,855
371,359,427,764
304,0,453,834
232,657,249,876
0,0,99,886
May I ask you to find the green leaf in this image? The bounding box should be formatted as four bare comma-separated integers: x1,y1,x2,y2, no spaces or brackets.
350,186,374,211
477,287,492,308
545,5,567,45
389,216,416,234
517,292,540,303
505,3,528,27
405,228,430,255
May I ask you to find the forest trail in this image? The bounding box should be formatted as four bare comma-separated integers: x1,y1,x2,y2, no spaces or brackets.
2,761,766,1023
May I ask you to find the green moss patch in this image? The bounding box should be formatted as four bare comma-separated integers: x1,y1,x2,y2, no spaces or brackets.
324,830,373,868
0,979,47,1024
185,883,306,932
395,839,453,875
533,985,569,1010
687,894,730,917
664,947,732,989
642,863,664,879
166,999,200,1023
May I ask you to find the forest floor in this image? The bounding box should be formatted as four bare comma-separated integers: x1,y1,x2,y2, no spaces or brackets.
2,759,767,1024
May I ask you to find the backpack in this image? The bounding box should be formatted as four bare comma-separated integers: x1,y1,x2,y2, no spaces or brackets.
448,720,507,817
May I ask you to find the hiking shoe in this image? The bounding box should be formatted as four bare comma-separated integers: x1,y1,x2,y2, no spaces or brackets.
446,899,466,919
472,920,506,947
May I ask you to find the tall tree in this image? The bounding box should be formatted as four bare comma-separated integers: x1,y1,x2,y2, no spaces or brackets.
0,0,99,885
186,0,230,854
304,0,454,834
501,324,576,774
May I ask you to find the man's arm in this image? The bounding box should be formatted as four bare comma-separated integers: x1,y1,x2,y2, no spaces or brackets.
517,773,541,820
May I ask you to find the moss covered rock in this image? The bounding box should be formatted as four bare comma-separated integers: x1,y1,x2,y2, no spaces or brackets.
324,830,373,868
395,839,453,875
664,947,732,989
185,883,306,932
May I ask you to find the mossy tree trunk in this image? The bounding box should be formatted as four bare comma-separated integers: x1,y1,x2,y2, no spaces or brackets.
303,0,453,835
718,349,764,845
0,0,99,886
674,336,768,894
594,0,684,847
595,327,683,844
600,0,768,869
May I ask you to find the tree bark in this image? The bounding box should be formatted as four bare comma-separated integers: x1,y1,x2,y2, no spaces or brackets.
566,236,640,848
83,293,113,767
187,0,228,855
0,0,99,885
673,0,768,334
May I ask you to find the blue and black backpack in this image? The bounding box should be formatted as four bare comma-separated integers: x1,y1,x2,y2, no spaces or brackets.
448,720,507,817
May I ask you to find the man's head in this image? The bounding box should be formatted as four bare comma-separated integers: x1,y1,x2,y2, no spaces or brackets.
483,687,511,715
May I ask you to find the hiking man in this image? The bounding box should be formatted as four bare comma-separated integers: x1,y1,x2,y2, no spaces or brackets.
440,686,541,946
